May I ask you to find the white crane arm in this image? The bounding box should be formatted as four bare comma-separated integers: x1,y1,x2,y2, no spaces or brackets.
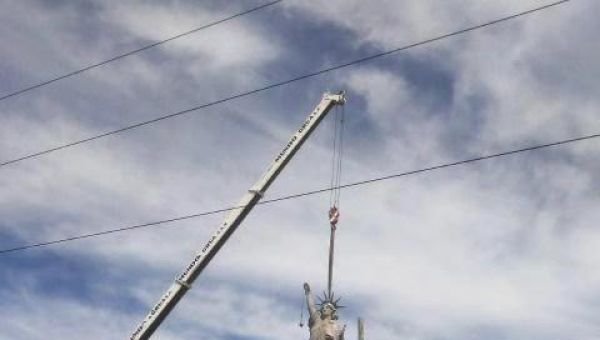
130,91,345,340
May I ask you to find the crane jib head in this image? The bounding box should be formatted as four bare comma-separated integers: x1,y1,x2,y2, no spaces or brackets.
274,95,342,165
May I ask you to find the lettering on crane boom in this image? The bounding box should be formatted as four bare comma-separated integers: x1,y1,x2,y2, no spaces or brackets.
274,102,326,163
131,288,174,339
132,221,232,338
178,221,229,282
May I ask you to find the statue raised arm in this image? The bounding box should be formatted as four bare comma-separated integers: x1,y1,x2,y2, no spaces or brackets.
304,282,319,327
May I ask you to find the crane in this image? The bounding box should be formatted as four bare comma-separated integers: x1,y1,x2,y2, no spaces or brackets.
130,91,346,340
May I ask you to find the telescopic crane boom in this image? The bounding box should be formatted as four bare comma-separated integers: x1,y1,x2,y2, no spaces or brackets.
130,91,346,340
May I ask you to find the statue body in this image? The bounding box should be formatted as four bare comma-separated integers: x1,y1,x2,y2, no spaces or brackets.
304,283,345,340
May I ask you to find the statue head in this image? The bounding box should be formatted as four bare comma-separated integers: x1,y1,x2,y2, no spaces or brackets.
320,302,337,320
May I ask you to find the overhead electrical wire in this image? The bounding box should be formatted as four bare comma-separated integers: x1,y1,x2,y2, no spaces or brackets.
0,0,572,169
0,0,284,102
0,130,597,255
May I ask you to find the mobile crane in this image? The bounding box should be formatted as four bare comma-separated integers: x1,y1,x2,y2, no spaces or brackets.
130,91,346,339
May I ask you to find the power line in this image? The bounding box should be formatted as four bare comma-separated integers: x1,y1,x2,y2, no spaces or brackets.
0,0,284,103
1,130,597,255
0,0,571,169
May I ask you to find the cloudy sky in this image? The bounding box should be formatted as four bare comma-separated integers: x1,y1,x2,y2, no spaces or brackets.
1,0,599,339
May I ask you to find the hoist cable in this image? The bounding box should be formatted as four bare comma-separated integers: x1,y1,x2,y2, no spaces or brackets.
327,222,337,300
335,105,346,206
329,105,340,207
329,104,345,208
326,104,345,301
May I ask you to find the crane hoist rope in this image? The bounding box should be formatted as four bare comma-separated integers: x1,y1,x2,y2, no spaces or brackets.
299,104,346,330
327,102,345,303
329,103,346,208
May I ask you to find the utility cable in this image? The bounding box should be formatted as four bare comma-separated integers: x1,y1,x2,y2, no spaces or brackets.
0,0,284,103
0,129,596,255
0,0,571,169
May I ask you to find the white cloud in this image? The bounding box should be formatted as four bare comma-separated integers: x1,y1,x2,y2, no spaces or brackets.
104,1,281,70
1,1,600,339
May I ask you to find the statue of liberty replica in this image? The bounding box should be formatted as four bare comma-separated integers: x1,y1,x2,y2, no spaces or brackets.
301,207,346,340
303,282,346,340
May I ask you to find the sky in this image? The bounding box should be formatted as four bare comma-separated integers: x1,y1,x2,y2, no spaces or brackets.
0,0,599,339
